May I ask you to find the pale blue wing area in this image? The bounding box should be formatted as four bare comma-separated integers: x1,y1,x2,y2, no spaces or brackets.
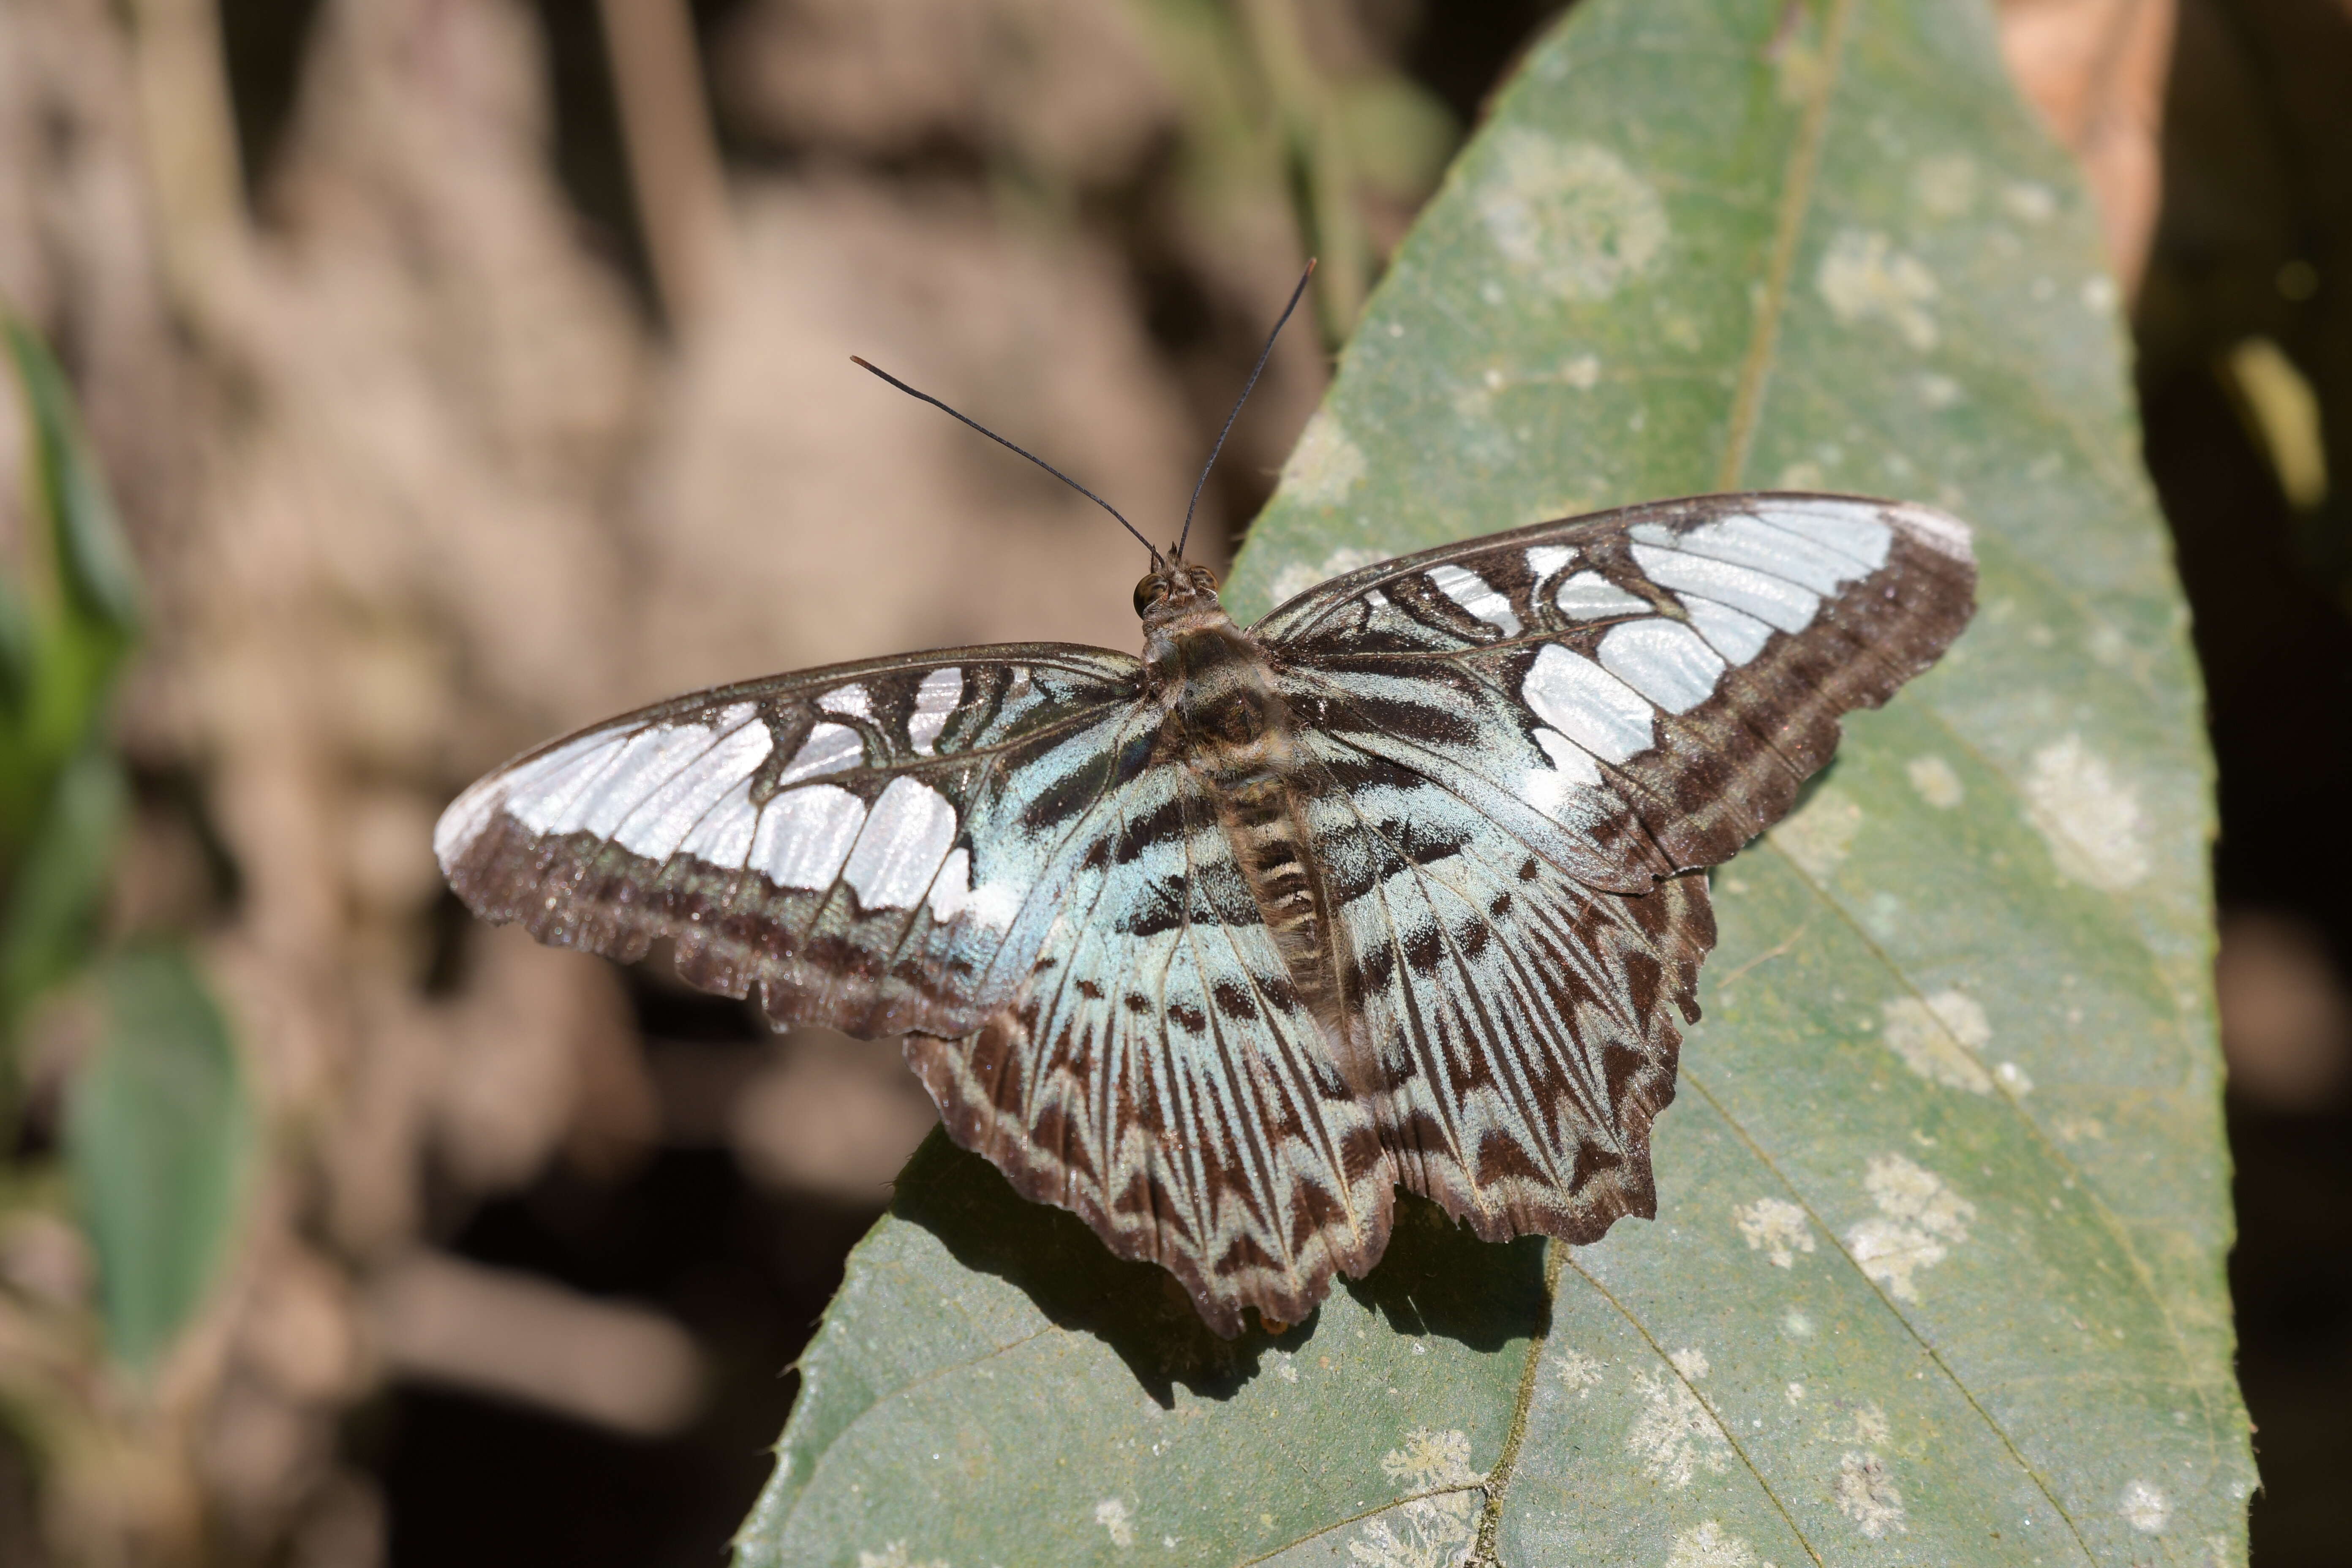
1259,492,1975,881
434,645,1146,1039
906,746,1392,1339
1287,716,1715,1244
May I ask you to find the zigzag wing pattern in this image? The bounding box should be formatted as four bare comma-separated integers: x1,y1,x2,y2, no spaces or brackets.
1293,727,1715,1245
434,647,1145,1038
904,735,1392,1338
1258,492,1977,880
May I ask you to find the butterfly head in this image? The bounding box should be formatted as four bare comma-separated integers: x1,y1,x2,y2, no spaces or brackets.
1135,559,1224,630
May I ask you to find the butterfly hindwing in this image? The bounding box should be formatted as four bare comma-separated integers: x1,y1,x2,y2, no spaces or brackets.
434,646,1145,1038
1294,733,1715,1244
904,744,1393,1336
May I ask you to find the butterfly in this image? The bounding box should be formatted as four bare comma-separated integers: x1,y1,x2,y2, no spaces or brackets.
434,281,1976,1337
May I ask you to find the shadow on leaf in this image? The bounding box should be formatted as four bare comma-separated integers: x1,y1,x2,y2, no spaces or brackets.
891,1130,1549,1405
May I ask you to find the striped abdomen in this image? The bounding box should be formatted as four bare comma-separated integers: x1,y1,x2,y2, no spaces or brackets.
1153,617,1352,1057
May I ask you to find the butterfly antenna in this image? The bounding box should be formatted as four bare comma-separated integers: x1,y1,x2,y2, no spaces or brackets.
1175,258,1317,560
849,356,1161,563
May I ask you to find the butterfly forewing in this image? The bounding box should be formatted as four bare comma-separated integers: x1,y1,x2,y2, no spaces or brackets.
1258,492,1976,881
434,646,1145,1039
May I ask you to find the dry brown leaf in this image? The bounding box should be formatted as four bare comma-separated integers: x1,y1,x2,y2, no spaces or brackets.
1997,0,2176,292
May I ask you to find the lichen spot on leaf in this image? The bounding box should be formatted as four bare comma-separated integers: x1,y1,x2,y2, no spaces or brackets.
1476,131,1668,302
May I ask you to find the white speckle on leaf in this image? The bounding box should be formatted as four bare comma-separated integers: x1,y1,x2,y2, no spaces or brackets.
1817,229,1940,349
1671,1347,1711,1380
1835,1451,1908,1536
1279,411,1368,509
2025,735,2150,890
1380,1427,1483,1491
1348,1429,1484,1568
1785,1381,1806,1404
1736,1197,1816,1267
2121,1480,2171,1535
1665,1520,1771,1568
1848,1153,1976,1301
1278,1358,1299,1383
1881,990,1994,1093
2083,275,2120,314
1095,1499,1136,1548
857,1545,947,1568
1914,154,1978,217
2004,181,2058,222
1564,354,1601,388
1996,1060,2035,1093
1269,544,1388,609
1771,785,1862,878
1629,1369,1731,1487
1782,1308,1814,1338
1915,372,1963,410
1906,754,1964,808
1554,1348,1605,1396
1849,1402,1891,1445
1478,131,1669,301
1775,460,1827,489
2054,1115,2106,1142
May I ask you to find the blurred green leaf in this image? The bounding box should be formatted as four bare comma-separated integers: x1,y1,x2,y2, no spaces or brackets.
733,0,2254,1562
0,577,32,718
1335,75,1457,201
0,316,140,851
66,948,250,1373
0,747,127,1029
2,319,139,642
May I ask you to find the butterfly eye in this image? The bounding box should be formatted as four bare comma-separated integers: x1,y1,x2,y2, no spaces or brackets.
1134,574,1162,617
1190,566,1220,592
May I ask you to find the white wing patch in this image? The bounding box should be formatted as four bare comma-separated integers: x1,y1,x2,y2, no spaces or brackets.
843,777,959,910
753,784,866,890
906,667,963,754
781,722,863,783
1522,643,1655,764
501,702,768,860
1681,596,1773,664
1749,499,1896,566
1650,514,1878,593
1522,725,1604,819
1525,544,1577,580
1428,563,1523,635
1599,619,1726,714
677,778,759,863
1555,571,1650,620
923,846,1022,931
1631,542,1822,633
817,682,872,719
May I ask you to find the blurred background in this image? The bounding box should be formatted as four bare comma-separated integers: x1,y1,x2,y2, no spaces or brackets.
0,0,2343,1563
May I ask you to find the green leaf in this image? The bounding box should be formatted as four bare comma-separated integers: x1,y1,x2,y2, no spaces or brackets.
66,947,252,1373
733,0,2254,1562
0,316,140,852
2,318,140,642
0,746,128,1030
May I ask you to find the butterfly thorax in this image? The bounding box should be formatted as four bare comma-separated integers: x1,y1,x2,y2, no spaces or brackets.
1140,572,1359,1072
